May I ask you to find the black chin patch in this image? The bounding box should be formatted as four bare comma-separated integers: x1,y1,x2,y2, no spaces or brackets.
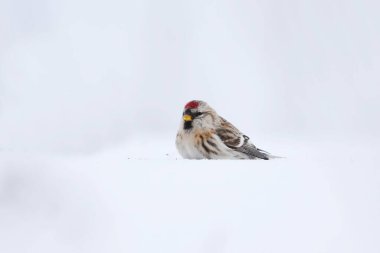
184,121,193,130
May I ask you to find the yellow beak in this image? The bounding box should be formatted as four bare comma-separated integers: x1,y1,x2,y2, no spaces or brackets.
183,114,192,122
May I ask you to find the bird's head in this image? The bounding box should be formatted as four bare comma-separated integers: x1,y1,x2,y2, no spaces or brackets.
181,100,216,130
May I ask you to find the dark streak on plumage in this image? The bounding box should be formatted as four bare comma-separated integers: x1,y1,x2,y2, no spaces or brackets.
199,135,209,153
216,128,240,148
206,139,219,151
200,135,218,155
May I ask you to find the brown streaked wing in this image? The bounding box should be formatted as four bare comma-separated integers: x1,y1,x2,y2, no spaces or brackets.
216,117,270,160
216,117,247,149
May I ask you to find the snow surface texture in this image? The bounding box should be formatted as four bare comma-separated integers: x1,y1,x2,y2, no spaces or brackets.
0,139,379,253
1,0,380,252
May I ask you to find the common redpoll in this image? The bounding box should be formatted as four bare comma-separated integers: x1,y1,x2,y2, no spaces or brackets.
176,100,276,160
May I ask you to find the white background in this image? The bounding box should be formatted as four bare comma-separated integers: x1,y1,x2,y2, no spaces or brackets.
0,1,379,252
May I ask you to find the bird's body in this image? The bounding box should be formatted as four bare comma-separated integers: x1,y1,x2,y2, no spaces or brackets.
176,100,275,160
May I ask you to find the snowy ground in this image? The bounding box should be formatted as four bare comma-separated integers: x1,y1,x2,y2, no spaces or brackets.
1,136,379,253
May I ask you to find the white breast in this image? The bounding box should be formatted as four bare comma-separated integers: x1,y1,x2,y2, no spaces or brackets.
176,132,205,159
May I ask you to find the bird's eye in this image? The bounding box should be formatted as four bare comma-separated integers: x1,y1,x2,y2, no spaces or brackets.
193,112,203,118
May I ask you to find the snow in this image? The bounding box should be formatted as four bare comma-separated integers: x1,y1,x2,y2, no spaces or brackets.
1,0,380,252
1,137,379,253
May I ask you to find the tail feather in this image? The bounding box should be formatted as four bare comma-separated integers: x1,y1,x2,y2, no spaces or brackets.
257,148,283,159
238,144,281,160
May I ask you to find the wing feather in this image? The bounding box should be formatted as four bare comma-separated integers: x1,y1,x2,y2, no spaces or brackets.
216,117,271,160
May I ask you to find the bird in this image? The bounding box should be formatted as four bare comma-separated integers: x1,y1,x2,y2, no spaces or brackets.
175,100,276,160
